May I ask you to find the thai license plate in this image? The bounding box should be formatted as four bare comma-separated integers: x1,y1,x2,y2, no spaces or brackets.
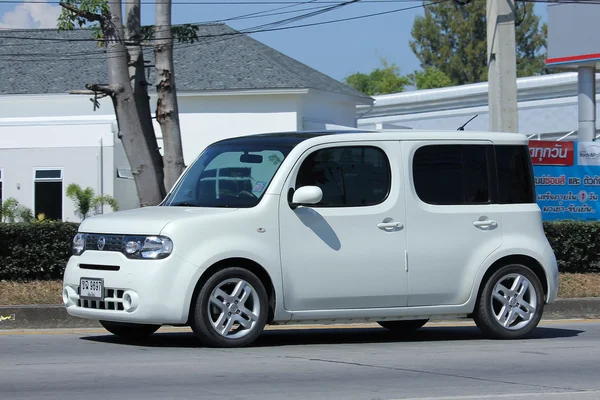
80,278,104,301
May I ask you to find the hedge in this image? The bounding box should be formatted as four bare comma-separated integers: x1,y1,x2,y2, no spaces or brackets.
0,222,79,281
0,220,599,281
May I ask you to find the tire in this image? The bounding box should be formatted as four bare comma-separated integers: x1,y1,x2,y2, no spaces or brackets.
378,319,428,334
473,264,545,339
190,267,268,348
99,320,160,341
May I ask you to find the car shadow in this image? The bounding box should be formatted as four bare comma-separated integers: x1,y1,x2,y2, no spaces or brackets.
79,324,585,349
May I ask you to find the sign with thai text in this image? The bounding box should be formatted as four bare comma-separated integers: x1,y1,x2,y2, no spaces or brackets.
530,141,600,221
528,140,574,166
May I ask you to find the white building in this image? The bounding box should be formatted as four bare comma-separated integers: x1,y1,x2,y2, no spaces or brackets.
357,72,600,141
0,25,372,222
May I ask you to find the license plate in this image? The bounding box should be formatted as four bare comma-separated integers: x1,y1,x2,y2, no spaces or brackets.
80,278,104,301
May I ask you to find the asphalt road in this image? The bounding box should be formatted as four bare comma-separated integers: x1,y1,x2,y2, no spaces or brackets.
1,320,600,400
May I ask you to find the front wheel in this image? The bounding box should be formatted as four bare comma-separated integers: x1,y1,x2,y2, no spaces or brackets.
190,267,268,348
99,320,160,341
474,264,544,339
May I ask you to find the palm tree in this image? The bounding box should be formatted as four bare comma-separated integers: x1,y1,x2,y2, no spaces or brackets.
0,197,34,223
66,184,119,220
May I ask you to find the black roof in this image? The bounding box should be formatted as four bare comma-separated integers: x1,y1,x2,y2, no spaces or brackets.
211,130,371,148
0,24,371,101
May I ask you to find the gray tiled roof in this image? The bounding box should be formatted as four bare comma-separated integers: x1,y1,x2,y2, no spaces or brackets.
0,24,370,101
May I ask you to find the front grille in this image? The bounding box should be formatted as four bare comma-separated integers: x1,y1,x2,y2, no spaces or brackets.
79,264,120,271
85,234,125,252
77,287,125,311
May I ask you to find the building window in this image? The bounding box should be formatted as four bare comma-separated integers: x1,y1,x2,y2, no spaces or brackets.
295,146,391,207
34,169,63,220
116,168,134,180
495,145,536,204
413,144,492,205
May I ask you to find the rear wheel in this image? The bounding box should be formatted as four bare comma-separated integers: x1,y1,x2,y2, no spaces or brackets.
99,320,160,340
191,267,268,348
378,319,429,333
474,264,544,339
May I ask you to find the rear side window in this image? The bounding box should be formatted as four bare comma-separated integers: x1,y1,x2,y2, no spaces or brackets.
495,145,536,204
296,146,391,207
413,145,492,205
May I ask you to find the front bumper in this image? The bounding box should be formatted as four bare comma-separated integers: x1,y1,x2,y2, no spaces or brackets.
63,250,202,325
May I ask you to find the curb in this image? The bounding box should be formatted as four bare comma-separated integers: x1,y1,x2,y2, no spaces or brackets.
1,299,600,330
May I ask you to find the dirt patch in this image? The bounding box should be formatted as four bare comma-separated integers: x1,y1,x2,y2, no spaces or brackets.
558,272,600,298
0,281,62,306
1,273,599,306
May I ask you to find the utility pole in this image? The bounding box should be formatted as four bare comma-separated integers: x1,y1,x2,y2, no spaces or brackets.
487,0,518,133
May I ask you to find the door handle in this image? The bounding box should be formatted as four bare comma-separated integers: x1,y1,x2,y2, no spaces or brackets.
473,219,498,229
377,221,403,230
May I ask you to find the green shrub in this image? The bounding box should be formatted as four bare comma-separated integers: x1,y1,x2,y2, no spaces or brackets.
0,220,600,282
543,220,600,274
0,222,79,281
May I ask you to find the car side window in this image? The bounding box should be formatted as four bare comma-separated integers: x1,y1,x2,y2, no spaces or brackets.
413,144,492,205
295,146,391,207
495,145,536,204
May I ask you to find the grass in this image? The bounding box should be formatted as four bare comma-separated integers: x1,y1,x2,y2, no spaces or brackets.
1,273,599,306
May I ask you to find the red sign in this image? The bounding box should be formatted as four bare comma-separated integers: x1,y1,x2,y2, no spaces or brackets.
528,141,574,166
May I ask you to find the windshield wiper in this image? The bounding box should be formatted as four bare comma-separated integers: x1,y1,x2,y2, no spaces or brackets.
168,201,201,207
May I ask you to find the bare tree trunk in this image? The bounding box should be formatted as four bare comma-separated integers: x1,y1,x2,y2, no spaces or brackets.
125,0,166,199
155,0,185,192
104,0,165,206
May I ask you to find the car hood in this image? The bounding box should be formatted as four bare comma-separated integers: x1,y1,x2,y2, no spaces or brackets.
78,206,239,235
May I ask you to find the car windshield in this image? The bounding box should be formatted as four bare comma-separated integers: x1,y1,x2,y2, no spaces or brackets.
163,141,293,208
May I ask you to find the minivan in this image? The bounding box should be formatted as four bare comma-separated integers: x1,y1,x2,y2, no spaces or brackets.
63,129,559,347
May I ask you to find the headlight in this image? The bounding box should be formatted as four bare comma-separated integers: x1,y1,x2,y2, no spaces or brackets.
123,236,173,259
72,233,86,256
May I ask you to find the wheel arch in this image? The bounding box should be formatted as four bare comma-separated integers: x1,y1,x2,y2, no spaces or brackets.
469,254,548,316
186,257,277,325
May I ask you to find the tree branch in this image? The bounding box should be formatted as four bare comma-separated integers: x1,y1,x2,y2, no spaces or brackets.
59,2,104,22
85,83,115,96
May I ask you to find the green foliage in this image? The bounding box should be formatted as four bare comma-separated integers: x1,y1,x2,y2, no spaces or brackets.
57,0,108,43
410,1,548,86
409,67,453,90
58,1,200,45
66,183,119,220
0,222,79,281
1,198,35,223
344,58,411,96
543,221,600,274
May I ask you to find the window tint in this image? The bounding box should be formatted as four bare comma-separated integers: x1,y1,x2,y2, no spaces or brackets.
413,145,491,205
495,145,536,204
296,146,390,207
35,170,62,180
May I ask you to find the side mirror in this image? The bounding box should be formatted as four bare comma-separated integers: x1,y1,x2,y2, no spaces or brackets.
289,186,323,209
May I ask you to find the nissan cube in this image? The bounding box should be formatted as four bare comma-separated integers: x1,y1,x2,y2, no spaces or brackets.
63,129,559,347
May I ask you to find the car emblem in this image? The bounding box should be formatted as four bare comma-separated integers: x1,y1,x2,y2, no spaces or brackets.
97,237,106,251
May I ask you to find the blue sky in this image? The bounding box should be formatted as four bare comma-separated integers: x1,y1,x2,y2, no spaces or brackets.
0,0,549,82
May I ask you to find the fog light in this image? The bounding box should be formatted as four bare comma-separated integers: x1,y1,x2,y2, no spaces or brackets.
122,290,139,312
63,286,77,307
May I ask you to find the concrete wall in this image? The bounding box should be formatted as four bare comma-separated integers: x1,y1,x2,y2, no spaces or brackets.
0,122,115,222
301,90,359,130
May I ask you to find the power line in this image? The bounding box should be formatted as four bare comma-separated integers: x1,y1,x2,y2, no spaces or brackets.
0,0,428,4
0,0,447,62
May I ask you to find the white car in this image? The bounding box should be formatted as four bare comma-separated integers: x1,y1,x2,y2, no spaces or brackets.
63,129,559,347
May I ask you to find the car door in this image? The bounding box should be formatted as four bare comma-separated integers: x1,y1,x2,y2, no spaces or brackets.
402,140,504,307
279,141,408,311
